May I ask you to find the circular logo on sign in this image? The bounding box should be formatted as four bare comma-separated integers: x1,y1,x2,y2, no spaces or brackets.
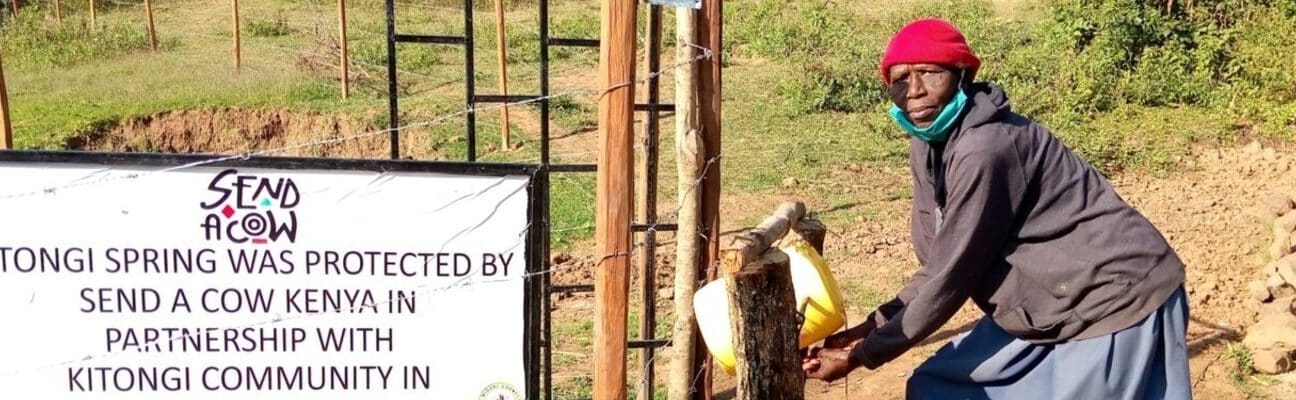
479,382,521,400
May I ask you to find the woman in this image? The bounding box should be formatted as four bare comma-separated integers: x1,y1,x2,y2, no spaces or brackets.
801,19,1191,399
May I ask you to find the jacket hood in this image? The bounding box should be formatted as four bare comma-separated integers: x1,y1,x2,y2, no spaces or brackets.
958,82,1011,132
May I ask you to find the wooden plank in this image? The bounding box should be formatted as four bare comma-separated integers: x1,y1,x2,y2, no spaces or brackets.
726,250,805,400
593,0,638,398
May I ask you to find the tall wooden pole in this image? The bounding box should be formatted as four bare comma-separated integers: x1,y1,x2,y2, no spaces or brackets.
0,52,12,150
492,0,511,149
8,0,17,19
594,0,637,398
338,0,349,100
232,0,241,73
54,0,61,24
635,4,663,400
668,5,702,400
89,0,95,25
144,0,159,52
694,0,723,398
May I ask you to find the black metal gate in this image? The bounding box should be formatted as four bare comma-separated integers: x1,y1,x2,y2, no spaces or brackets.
383,1,676,399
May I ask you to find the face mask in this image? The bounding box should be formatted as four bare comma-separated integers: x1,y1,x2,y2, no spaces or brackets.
889,88,969,143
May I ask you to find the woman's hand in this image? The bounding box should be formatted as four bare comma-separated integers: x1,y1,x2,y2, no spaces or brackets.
823,319,877,351
803,347,856,382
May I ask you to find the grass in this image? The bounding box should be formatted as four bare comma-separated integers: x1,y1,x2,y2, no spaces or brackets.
1225,344,1273,399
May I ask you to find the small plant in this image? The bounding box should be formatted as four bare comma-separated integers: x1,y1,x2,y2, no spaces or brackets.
246,14,295,38
1225,343,1270,399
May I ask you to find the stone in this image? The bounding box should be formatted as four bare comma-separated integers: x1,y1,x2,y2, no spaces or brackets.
1270,232,1292,261
1279,212,1296,233
1264,147,1279,161
1243,312,1296,351
551,253,572,265
1252,347,1296,375
781,177,800,187
1245,140,1264,154
1280,256,1296,285
1270,272,1289,291
1250,281,1275,303
1263,261,1281,275
1259,192,1295,218
1259,296,1296,317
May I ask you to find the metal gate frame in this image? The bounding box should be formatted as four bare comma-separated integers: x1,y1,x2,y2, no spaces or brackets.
383,1,676,398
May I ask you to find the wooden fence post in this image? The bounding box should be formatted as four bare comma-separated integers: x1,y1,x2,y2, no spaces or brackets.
54,0,61,24
694,0,724,396
8,0,17,19
594,0,638,398
721,201,808,400
89,0,95,25
492,0,510,149
338,0,349,100
232,0,241,72
668,4,702,400
144,0,158,52
1,52,12,150
634,4,663,400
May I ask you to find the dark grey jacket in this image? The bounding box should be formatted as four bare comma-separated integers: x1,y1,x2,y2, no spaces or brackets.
849,83,1186,369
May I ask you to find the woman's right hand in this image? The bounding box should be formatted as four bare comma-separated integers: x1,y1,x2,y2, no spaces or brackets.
823,319,877,351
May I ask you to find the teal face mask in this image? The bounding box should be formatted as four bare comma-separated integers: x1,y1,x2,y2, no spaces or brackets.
888,88,969,143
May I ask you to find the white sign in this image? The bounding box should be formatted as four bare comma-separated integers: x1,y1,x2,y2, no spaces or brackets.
0,161,530,399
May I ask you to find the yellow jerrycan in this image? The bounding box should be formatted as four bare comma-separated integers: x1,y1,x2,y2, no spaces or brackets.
693,238,847,375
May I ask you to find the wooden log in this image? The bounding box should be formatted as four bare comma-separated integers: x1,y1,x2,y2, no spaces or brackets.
722,201,806,275
232,0,241,72
338,0,349,100
144,0,159,52
779,218,827,255
725,250,805,400
492,0,511,149
696,1,723,397
667,5,703,400
0,51,10,150
593,0,638,398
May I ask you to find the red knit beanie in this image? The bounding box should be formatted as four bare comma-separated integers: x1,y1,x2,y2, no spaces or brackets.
880,19,981,85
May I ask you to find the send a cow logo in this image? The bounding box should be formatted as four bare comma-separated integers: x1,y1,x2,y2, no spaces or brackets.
199,169,300,244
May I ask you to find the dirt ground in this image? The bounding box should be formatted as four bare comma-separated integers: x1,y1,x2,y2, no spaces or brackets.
549,139,1296,399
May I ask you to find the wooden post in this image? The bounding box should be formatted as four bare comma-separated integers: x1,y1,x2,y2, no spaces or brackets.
635,4,663,400
492,0,511,148
0,52,11,150
693,0,723,397
720,202,807,400
232,0,241,72
144,0,159,52
54,0,61,24
8,0,16,19
594,0,638,399
668,4,702,400
338,0,349,100
89,0,95,25
725,250,805,400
